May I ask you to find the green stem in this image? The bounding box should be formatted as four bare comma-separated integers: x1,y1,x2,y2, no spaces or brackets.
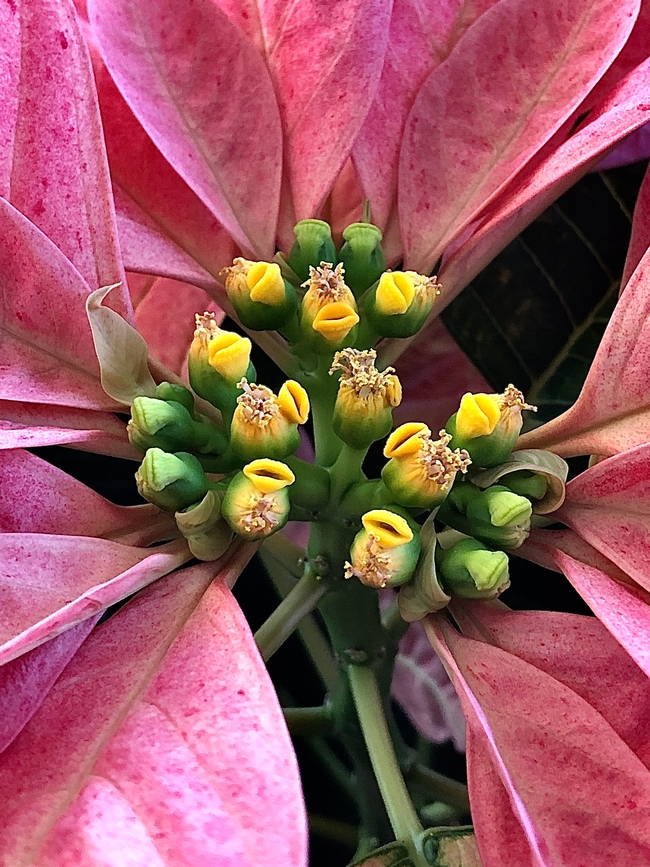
408,764,471,815
255,567,329,661
283,705,333,737
348,664,423,843
308,736,356,800
328,443,367,504
380,598,409,642
309,814,358,848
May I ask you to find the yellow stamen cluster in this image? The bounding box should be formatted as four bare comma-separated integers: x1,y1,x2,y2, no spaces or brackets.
498,384,537,413
194,311,220,345
330,348,401,405
344,535,393,588
238,494,286,535
236,379,280,427
302,262,349,302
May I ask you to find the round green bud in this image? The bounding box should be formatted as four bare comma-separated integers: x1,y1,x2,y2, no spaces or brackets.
436,538,510,599
175,490,233,561
466,485,532,549
221,464,293,541
288,219,337,282
155,381,195,415
337,222,386,297
135,449,209,512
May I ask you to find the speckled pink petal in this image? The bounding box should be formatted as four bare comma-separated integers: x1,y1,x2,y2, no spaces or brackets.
0,449,171,545
0,199,118,411
518,243,650,456
623,162,650,286
0,401,134,458
427,613,650,867
400,0,640,273
0,535,189,666
0,0,129,311
440,57,650,307
0,617,98,754
89,0,282,259
0,550,306,867
260,0,391,223
353,0,500,232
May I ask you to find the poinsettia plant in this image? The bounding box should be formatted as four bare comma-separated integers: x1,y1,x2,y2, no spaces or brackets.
4,0,650,864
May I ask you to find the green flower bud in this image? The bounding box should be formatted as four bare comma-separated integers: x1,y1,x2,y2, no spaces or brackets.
501,469,548,501
446,385,536,467
155,381,195,415
135,449,209,512
336,222,386,296
175,490,233,561
344,508,421,589
287,219,337,283
465,485,532,549
222,459,295,540
436,538,510,599
128,395,227,456
364,270,440,337
329,349,401,450
222,258,298,330
382,424,471,509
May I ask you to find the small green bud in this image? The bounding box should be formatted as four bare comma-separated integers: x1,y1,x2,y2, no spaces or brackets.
466,485,532,549
364,270,440,337
436,538,510,599
222,258,298,330
136,449,209,512
502,469,548,501
155,381,195,415
128,395,227,456
337,222,386,297
175,490,233,561
288,220,337,282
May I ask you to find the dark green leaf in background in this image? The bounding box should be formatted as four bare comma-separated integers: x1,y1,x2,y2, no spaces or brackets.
442,163,648,427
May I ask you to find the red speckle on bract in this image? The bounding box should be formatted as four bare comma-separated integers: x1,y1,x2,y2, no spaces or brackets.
33,199,46,218
6,0,16,13
59,31,68,50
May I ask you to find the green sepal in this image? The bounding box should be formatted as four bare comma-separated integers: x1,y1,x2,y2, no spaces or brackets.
381,459,452,510
494,468,548,501
175,490,233,561
333,405,393,451
230,424,301,464
287,219,337,282
446,411,518,467
155,381,195,415
229,279,298,331
337,222,386,297
135,449,209,512
436,537,510,599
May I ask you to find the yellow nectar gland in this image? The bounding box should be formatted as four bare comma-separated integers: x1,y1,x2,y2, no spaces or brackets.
375,271,441,316
312,302,359,344
362,510,413,548
456,385,536,440
277,380,310,424
302,262,358,319
207,331,252,383
330,348,401,415
233,378,308,437
222,258,285,306
243,459,295,493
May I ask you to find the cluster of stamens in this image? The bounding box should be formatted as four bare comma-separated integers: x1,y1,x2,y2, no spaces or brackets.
302,262,348,301
194,311,220,346
330,348,398,401
498,384,537,413
239,494,282,534
411,272,442,302
418,430,471,485
344,535,392,589
236,379,279,427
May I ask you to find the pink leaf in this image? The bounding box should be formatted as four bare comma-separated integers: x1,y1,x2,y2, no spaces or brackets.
0,535,190,665
0,618,98,754
0,199,118,411
595,120,650,169
260,0,391,223
440,57,650,306
0,0,129,310
518,244,650,456
89,0,282,259
353,0,500,232
0,401,135,458
623,162,650,286
400,0,641,273
0,449,172,545
554,444,650,591
0,550,306,867
391,619,466,750
115,188,222,290
426,614,650,866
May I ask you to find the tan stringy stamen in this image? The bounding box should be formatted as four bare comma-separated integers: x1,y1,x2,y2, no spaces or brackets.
330,348,398,401
344,535,392,589
239,494,283,534
498,385,537,413
236,379,280,427
417,429,471,485
194,311,220,347
302,262,348,301
411,272,442,301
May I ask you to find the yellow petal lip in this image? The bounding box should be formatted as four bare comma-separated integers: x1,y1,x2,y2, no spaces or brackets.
362,509,413,548
456,392,501,438
312,302,359,343
384,422,430,458
278,380,310,424
208,332,252,383
247,262,286,305
243,459,295,493
376,272,415,315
